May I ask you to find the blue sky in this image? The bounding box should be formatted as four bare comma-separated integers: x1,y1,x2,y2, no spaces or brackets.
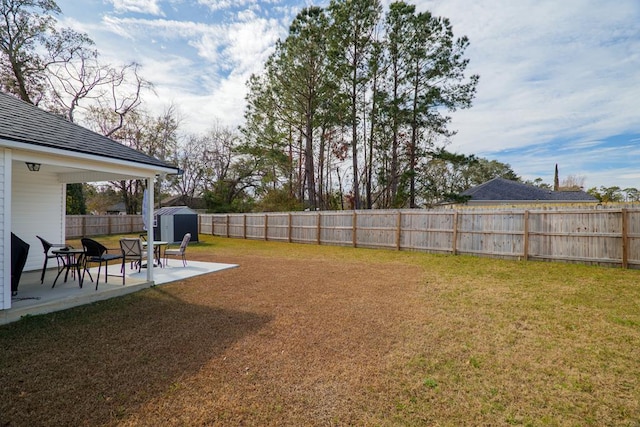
55,0,640,190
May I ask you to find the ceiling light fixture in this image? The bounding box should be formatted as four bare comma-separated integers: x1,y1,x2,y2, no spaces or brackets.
25,162,41,172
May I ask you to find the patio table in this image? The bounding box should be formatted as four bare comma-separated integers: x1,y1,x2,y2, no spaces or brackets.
142,241,168,267
51,248,85,288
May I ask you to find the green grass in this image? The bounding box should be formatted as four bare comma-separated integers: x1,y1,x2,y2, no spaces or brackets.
2,234,640,425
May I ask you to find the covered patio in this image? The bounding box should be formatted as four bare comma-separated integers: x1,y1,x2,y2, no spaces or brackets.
2,260,238,325
0,92,190,317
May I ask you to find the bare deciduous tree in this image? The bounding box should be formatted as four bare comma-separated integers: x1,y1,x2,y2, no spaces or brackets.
0,0,92,104
560,175,586,191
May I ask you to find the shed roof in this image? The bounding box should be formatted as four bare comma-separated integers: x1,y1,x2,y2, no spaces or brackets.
0,92,177,171
460,177,597,202
155,206,198,216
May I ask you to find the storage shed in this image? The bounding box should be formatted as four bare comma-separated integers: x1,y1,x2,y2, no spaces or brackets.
153,206,199,244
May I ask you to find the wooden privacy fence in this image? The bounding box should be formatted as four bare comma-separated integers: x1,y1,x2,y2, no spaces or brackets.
199,208,640,269
66,215,145,238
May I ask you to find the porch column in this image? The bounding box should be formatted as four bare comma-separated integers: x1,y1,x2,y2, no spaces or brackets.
2,149,12,310
146,177,155,282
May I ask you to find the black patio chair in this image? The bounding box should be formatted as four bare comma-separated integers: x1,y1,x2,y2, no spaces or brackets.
11,233,30,296
81,238,124,289
36,235,67,284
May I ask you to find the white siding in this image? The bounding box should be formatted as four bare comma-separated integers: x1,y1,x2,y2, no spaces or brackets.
12,162,65,272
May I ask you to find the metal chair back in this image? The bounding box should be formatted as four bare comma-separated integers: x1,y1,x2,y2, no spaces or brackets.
81,238,107,259
179,233,191,252
120,238,143,257
36,235,67,284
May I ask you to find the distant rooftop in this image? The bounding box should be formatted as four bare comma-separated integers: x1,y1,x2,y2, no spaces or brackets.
460,177,598,202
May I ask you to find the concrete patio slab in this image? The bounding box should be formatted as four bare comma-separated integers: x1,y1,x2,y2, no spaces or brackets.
1,260,238,325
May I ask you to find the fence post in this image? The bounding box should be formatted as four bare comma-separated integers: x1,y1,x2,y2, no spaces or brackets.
523,210,530,261
317,213,322,245
352,211,357,248
396,211,402,250
288,213,293,243
452,211,458,255
243,214,247,239
82,216,86,238
264,214,268,241
210,215,214,236
622,208,629,269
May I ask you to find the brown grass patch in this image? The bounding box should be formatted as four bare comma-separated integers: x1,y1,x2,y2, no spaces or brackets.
1,236,640,425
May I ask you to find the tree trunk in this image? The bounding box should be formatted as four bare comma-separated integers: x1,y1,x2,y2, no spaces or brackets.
305,110,317,209
351,60,360,210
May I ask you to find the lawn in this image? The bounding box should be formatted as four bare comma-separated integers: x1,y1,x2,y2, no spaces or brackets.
1,235,639,426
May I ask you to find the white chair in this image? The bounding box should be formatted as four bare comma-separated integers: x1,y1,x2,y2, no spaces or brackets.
164,233,191,267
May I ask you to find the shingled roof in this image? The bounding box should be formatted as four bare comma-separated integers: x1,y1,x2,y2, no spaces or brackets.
0,92,176,170
460,177,597,202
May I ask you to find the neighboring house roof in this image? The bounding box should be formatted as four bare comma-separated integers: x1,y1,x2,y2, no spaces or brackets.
0,92,176,171
161,194,206,209
106,202,127,213
460,177,598,202
549,190,599,201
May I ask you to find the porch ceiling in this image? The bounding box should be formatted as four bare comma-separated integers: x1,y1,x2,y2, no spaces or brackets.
26,164,150,183
12,150,162,183
15,161,150,183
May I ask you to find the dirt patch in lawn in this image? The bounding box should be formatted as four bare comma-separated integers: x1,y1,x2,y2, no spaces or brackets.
0,251,426,426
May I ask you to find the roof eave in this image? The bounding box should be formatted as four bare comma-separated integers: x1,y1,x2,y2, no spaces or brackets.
1,137,179,176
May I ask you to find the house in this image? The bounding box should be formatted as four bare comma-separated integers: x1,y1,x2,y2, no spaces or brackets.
106,202,127,215
0,92,179,312
161,194,207,211
459,177,598,205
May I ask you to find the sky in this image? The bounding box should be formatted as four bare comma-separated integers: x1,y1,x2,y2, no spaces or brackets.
55,0,640,190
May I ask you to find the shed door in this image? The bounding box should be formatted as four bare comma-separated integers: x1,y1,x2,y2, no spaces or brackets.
174,214,198,243
160,215,174,243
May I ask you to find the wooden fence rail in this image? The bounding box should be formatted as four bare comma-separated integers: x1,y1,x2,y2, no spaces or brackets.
198,208,640,269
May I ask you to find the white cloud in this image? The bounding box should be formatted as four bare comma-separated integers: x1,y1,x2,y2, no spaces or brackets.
101,13,283,74
224,18,283,73
102,16,212,40
95,9,287,131
137,55,200,90
197,0,282,12
109,0,165,16
197,0,257,12
415,0,640,161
